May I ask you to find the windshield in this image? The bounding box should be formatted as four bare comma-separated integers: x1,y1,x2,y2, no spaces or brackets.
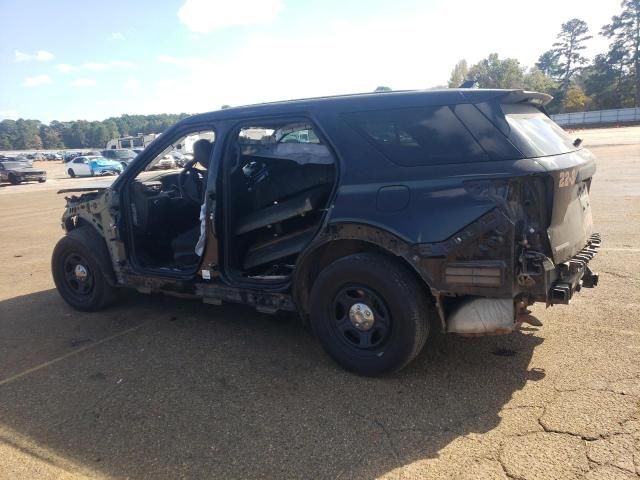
502,104,578,158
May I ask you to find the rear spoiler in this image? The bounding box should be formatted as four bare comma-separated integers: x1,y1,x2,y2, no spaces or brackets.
499,90,552,107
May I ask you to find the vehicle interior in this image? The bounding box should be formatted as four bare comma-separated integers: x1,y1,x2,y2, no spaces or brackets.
125,131,215,273
223,121,337,281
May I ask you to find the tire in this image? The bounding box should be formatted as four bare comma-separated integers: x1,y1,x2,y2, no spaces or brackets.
309,252,432,376
8,173,20,185
68,168,75,178
51,226,119,311
38,178,46,183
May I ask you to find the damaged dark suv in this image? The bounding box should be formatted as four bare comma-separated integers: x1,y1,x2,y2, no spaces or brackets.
52,89,600,375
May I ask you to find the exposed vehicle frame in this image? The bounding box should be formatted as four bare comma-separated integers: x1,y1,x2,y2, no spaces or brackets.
52,89,600,375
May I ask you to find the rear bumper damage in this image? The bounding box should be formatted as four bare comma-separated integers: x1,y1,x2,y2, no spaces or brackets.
446,233,601,336
549,233,600,304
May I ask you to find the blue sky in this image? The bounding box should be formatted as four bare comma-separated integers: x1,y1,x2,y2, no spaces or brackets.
0,0,621,122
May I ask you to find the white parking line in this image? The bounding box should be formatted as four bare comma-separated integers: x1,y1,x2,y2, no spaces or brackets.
0,320,152,387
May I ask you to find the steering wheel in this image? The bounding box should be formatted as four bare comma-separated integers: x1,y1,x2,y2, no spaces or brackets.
178,160,205,204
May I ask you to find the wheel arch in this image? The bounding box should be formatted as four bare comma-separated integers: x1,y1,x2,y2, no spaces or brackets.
63,214,105,237
293,223,435,319
61,224,117,286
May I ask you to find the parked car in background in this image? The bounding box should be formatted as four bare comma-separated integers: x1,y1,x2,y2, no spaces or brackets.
150,152,178,170
0,159,46,184
169,150,188,167
101,149,137,169
63,153,76,163
14,154,33,165
66,156,123,177
25,152,46,161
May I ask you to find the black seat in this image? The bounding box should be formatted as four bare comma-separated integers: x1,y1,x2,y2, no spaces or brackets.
235,185,328,235
242,227,316,270
171,227,200,264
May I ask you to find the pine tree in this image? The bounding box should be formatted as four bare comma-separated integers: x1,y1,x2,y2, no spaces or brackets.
551,18,593,97
602,0,640,106
447,60,469,87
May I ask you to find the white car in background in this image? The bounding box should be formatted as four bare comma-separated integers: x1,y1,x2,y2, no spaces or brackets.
66,156,123,177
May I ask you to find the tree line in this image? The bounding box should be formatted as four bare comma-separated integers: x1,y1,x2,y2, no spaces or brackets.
0,113,190,151
447,0,640,113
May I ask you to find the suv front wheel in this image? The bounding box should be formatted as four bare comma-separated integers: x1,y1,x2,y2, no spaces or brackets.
52,226,119,311
309,252,431,376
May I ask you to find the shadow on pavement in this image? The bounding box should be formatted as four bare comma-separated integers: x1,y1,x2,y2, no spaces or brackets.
0,289,544,479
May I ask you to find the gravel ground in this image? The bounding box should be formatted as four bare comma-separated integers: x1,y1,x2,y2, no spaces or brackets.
0,127,638,479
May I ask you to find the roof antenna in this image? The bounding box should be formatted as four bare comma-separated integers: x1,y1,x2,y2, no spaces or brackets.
459,79,479,89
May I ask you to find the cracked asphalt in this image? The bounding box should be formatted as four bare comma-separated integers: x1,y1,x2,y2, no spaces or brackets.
0,126,639,479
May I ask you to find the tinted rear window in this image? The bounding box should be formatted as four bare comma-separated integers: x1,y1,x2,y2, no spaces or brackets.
502,104,578,157
344,106,488,166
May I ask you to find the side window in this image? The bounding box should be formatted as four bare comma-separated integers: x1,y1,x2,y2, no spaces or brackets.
344,106,488,166
231,119,335,211
237,123,323,146
235,121,333,167
73,158,85,164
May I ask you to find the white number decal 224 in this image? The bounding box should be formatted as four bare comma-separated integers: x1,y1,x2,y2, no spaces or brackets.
558,169,577,188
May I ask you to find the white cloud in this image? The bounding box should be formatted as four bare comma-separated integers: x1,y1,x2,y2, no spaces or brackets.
0,110,19,120
110,60,136,69
177,0,282,33
24,75,52,87
160,0,614,105
70,78,96,87
56,63,77,73
110,32,125,40
15,50,54,62
41,0,621,121
56,60,136,73
157,55,212,68
123,78,141,90
84,62,108,71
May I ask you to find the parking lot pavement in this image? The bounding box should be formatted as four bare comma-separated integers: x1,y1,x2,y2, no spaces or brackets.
1,127,639,479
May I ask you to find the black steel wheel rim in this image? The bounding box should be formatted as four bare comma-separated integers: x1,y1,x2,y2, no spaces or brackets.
330,285,392,352
62,253,94,297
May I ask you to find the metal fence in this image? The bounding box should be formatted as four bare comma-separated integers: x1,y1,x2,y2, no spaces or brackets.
552,107,640,127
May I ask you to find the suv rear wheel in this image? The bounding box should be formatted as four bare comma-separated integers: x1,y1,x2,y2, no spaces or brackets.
309,252,431,376
52,226,119,311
